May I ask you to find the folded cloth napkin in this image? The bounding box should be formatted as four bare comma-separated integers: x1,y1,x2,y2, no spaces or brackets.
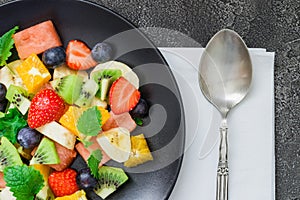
158,48,275,200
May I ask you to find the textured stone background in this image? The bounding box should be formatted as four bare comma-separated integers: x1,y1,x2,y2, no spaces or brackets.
0,0,299,199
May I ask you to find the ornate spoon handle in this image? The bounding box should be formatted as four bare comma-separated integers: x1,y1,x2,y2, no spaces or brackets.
216,125,228,200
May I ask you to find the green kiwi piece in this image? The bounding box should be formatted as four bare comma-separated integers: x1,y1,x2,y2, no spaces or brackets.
92,69,122,101
94,166,128,199
30,137,60,165
75,79,99,107
0,137,23,172
0,112,5,118
5,85,31,115
51,75,83,104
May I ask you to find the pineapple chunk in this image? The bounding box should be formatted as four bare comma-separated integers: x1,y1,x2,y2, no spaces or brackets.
16,54,51,94
124,134,153,167
54,190,87,200
36,121,76,150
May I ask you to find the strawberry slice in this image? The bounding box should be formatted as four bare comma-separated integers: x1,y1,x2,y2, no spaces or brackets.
66,40,97,70
28,89,65,128
109,77,140,114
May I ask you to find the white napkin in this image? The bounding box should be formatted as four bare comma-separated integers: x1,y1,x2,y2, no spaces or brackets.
158,48,275,200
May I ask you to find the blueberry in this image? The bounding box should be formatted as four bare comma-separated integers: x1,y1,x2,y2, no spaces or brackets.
42,46,66,69
130,98,149,118
0,99,8,113
76,168,97,190
17,127,43,149
91,42,113,63
0,83,7,101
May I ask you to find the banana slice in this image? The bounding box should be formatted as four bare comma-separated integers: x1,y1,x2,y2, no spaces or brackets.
0,67,14,88
90,61,139,88
96,127,131,163
0,187,16,200
53,64,89,81
0,60,25,88
36,121,77,150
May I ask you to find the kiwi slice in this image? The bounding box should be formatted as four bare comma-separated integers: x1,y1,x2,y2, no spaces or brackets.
94,166,128,199
30,137,60,165
75,79,99,107
0,112,5,118
5,84,31,115
92,69,122,101
0,137,23,171
51,74,83,104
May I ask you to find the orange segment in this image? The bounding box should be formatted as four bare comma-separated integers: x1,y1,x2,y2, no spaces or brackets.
97,106,110,125
16,54,51,94
59,106,85,138
59,106,110,139
32,164,51,181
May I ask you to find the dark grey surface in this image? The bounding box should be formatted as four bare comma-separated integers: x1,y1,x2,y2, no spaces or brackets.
0,0,299,199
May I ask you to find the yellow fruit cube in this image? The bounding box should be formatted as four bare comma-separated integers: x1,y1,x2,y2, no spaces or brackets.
16,54,51,93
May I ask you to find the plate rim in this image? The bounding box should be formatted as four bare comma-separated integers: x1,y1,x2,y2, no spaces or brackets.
0,0,186,198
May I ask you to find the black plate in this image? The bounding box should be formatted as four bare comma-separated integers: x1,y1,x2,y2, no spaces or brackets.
0,0,185,199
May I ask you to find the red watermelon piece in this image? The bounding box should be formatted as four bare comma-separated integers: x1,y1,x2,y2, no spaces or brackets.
13,20,62,59
48,142,77,171
102,111,136,132
0,172,5,188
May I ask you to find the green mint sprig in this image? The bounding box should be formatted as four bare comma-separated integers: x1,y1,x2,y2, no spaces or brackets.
87,149,103,179
4,165,44,200
77,106,102,136
0,108,27,144
0,26,18,67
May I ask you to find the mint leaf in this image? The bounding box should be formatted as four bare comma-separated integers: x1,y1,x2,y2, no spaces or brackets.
87,149,102,178
77,106,102,136
0,108,27,143
134,117,143,126
0,26,18,66
4,165,44,200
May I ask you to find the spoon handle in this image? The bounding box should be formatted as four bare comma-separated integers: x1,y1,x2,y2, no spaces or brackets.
216,126,228,200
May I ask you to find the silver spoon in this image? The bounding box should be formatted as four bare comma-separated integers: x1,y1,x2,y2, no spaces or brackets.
198,29,252,200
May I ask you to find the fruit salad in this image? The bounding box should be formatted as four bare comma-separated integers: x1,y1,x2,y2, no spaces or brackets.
0,20,153,200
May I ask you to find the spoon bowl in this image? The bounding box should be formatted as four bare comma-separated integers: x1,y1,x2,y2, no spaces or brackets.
199,29,252,118
198,29,252,200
